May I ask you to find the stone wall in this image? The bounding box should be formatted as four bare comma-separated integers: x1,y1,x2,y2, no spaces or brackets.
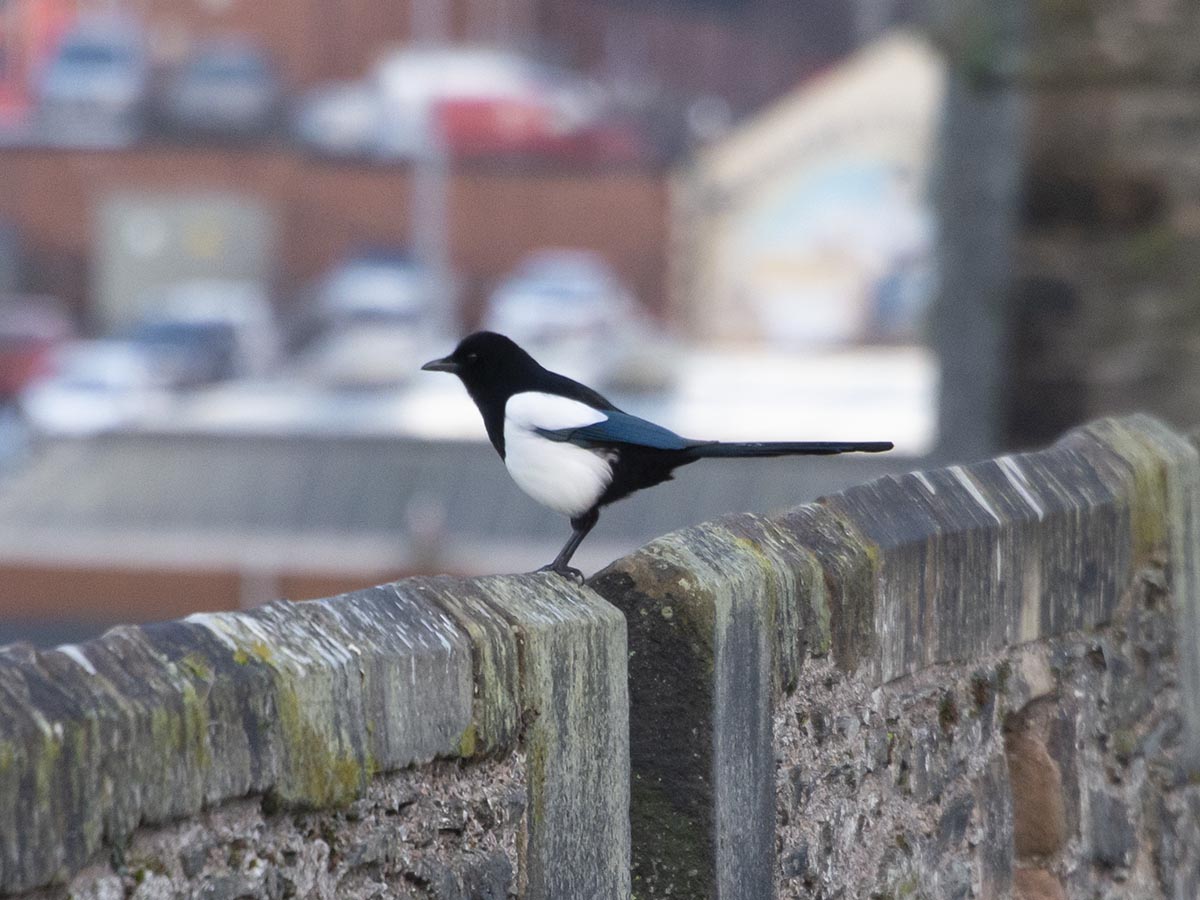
589,413,1200,898
1003,0,1200,444
2,414,1199,898
0,577,629,899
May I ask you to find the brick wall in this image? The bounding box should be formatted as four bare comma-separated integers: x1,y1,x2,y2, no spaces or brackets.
0,148,669,326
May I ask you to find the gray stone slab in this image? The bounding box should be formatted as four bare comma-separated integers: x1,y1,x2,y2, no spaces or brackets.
469,574,630,900
780,417,1171,684
590,514,814,900
0,585,474,895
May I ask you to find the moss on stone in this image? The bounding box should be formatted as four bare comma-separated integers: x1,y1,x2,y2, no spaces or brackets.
938,693,960,734
456,722,478,759
525,726,548,829
32,730,63,809
273,681,371,809
178,653,213,681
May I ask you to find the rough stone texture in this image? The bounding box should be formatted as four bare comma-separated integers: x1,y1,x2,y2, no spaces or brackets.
466,576,630,900
591,414,1200,899
21,757,525,900
0,576,628,898
590,514,816,900
774,559,1200,898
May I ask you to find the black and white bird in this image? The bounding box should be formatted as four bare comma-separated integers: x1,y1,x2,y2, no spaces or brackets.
422,331,892,580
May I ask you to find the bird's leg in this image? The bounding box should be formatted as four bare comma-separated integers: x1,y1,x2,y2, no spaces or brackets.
538,508,600,583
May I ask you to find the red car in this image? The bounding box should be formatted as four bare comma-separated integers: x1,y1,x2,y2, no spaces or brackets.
434,96,644,164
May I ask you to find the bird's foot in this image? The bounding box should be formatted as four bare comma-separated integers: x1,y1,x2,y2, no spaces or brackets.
536,563,585,584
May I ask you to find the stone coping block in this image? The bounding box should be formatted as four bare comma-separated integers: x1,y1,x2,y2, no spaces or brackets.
589,413,1200,900
0,575,629,898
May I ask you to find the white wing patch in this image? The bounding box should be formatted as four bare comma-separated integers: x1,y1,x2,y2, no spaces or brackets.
505,392,607,432
503,392,614,518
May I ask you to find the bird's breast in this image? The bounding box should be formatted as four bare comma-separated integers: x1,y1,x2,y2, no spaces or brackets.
503,420,615,518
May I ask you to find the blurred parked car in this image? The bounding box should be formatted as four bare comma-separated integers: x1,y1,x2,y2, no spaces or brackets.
0,296,73,399
291,81,384,159
139,279,279,377
291,251,442,388
435,98,643,163
19,340,172,436
374,46,605,160
484,249,668,390
121,319,238,387
156,39,281,139
36,16,148,148
311,250,434,323
485,249,637,344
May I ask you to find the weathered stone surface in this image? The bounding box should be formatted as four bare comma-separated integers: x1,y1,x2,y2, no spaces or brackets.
0,574,629,899
22,757,525,900
774,552,1199,898
6,413,1200,900
586,413,1200,899
590,514,811,900
464,574,630,900
1088,790,1136,870
0,585,473,892
806,420,1144,683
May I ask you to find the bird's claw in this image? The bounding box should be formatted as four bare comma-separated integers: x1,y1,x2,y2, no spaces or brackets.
536,563,585,584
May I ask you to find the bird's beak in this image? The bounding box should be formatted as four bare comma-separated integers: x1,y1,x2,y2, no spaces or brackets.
421,355,459,373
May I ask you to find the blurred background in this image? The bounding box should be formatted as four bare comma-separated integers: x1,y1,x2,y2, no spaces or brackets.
0,0,1195,645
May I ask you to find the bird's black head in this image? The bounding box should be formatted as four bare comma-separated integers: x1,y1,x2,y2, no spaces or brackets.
421,331,543,398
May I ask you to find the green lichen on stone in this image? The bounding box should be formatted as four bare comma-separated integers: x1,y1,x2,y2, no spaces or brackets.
1080,417,1172,565
938,693,960,734
127,855,168,883
273,682,371,808
145,679,210,774
1112,728,1137,763
231,640,273,667
804,555,834,659
456,722,478,759
178,653,212,681
525,724,549,828
32,730,63,808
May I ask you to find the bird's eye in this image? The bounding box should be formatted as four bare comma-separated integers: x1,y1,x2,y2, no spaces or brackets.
466,352,478,362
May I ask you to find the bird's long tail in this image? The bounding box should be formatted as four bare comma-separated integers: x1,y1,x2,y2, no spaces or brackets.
689,440,893,458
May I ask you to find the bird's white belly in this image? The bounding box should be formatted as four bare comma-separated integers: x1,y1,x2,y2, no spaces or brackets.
503,422,613,518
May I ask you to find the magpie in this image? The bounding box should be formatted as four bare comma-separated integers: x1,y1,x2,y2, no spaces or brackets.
422,331,892,581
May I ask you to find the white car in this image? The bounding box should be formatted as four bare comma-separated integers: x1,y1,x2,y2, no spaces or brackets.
19,341,172,436
36,16,149,148
483,249,669,391
292,252,449,389
291,81,385,159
